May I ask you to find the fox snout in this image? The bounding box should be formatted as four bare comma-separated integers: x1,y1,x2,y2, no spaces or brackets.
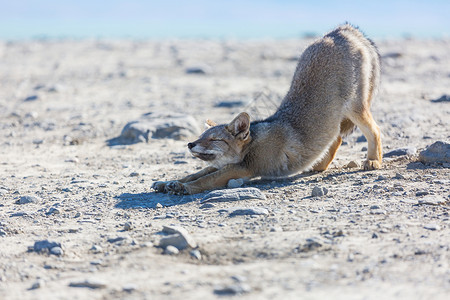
187,142,196,149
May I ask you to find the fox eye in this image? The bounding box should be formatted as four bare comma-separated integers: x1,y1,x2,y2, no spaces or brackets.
210,138,223,142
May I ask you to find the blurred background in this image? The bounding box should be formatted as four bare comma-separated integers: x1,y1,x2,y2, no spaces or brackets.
0,0,449,40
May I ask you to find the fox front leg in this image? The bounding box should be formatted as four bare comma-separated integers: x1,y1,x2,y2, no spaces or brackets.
167,164,252,195
151,166,218,194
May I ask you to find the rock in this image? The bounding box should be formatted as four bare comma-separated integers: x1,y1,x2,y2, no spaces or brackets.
220,207,269,217
295,238,323,252
345,160,360,168
156,203,163,208
377,175,387,181
108,112,200,145
164,245,179,255
415,191,429,196
311,186,328,197
185,64,212,74
227,178,244,188
24,95,39,101
50,246,63,256
214,283,251,295
200,187,266,204
122,284,137,292
199,203,215,209
215,100,245,108
418,196,447,205
129,172,139,177
30,280,45,290
190,249,202,260
423,223,441,231
384,147,417,157
16,195,41,204
123,222,133,231
90,245,103,253
33,240,62,254
107,236,129,243
430,94,450,103
46,207,60,215
356,135,367,142
69,279,107,289
393,173,405,179
0,229,6,236
159,225,197,250
419,141,450,163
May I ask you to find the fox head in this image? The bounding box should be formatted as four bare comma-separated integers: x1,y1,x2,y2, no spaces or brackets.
187,112,251,168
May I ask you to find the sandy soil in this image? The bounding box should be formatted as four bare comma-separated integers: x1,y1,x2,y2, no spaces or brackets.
0,36,449,299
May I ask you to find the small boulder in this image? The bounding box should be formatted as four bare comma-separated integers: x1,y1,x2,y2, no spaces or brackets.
419,141,450,163
200,187,266,204
108,112,200,145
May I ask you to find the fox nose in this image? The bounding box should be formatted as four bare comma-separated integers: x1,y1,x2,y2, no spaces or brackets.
187,142,196,149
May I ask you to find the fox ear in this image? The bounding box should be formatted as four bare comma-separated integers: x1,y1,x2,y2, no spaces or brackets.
227,112,250,139
204,119,217,129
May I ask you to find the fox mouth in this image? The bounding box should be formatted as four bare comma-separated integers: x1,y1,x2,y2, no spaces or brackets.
191,152,216,161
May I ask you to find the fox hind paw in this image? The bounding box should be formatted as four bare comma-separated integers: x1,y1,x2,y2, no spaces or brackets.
363,159,382,170
151,181,168,193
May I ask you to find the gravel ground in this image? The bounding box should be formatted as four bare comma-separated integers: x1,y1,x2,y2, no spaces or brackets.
0,37,449,299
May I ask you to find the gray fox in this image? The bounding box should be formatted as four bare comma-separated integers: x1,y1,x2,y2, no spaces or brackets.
152,24,382,195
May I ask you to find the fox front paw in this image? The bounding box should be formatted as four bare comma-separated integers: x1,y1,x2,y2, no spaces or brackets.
363,159,382,170
165,181,189,195
151,181,168,193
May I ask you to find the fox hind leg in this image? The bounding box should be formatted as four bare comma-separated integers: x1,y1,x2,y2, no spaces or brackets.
350,111,382,170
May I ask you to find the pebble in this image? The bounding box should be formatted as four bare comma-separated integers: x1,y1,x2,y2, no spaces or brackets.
393,173,405,179
16,195,41,204
430,94,450,103
0,229,6,236
46,207,60,215
122,284,137,292
156,203,163,208
423,223,441,231
384,147,417,157
356,135,367,142
295,237,323,252
107,236,129,243
220,207,269,217
69,279,107,289
215,100,245,108
227,178,244,188
200,187,266,203
30,280,45,290
185,65,212,74
123,222,133,231
190,249,202,260
214,283,251,295
159,225,197,250
164,245,179,255
199,203,215,209
415,191,429,196
418,196,447,205
419,141,450,163
50,246,63,256
129,172,139,177
311,186,328,197
24,95,39,101
345,160,360,168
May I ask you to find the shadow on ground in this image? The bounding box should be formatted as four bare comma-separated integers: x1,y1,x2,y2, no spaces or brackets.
114,192,199,209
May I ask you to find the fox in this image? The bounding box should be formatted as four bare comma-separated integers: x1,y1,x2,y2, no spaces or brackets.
152,24,382,195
